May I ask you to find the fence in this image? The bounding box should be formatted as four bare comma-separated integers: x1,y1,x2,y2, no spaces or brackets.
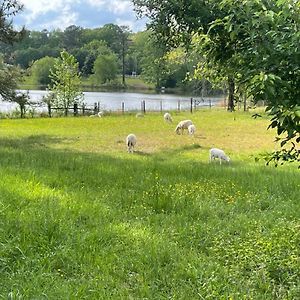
0,96,223,118
48,98,217,116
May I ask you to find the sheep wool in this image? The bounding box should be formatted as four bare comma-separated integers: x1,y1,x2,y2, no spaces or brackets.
188,124,196,135
209,148,230,164
175,120,193,135
164,112,173,123
126,134,137,153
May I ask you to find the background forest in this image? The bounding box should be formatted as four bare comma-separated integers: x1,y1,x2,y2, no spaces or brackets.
0,24,202,92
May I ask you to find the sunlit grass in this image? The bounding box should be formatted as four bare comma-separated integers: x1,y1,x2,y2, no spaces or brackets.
0,109,299,299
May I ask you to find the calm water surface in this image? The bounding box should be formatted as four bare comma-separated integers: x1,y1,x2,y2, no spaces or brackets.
0,90,224,113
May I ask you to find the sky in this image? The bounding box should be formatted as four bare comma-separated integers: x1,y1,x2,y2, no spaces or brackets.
14,0,147,32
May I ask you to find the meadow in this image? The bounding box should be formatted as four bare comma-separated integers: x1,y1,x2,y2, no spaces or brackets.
0,109,299,299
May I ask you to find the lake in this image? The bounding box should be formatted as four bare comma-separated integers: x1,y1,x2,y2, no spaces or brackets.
0,90,225,113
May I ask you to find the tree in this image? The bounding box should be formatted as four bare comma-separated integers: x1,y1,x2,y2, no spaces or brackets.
0,0,25,44
96,24,132,85
229,0,299,165
0,0,25,101
126,31,148,76
133,0,300,165
30,56,56,85
119,26,131,85
11,90,30,118
0,56,22,101
62,25,83,51
133,0,236,109
93,53,119,84
81,40,111,76
49,50,83,116
139,31,168,88
97,24,124,53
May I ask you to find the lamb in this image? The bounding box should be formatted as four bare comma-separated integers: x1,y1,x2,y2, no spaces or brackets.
98,111,104,117
164,112,173,123
126,134,137,153
188,124,196,136
209,148,230,164
175,120,193,135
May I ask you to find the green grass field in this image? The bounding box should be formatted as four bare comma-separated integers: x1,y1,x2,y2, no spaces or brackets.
0,109,299,299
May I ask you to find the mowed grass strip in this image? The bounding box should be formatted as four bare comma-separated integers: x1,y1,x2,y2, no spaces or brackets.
0,109,299,299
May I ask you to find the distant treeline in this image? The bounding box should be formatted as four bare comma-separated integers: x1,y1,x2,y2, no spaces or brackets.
0,23,212,93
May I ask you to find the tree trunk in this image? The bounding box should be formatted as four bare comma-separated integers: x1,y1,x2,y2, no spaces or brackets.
47,102,52,117
20,104,25,118
122,35,126,86
227,77,235,111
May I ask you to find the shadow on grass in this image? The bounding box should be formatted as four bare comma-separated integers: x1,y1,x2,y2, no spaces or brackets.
134,150,152,156
0,134,297,185
0,134,297,205
154,143,204,158
0,134,299,298
0,134,70,149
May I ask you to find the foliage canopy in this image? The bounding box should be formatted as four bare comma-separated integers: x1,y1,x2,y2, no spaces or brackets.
0,0,24,101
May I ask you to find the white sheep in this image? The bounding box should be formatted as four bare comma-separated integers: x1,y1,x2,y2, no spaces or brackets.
209,148,230,164
126,134,137,153
98,111,104,117
175,120,193,135
164,112,173,123
188,124,196,136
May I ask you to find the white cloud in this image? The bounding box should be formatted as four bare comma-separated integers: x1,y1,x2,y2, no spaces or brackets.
16,0,145,31
87,0,132,15
19,0,80,29
40,9,79,31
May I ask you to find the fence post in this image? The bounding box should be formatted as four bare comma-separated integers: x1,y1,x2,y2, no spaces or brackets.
94,103,97,114
122,102,125,114
160,100,163,113
82,103,85,116
74,103,78,116
97,101,100,112
190,97,193,113
141,100,146,114
178,100,181,112
143,100,146,114
48,103,52,118
209,99,212,109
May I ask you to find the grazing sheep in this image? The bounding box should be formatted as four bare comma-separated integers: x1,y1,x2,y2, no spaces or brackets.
175,120,193,135
98,111,104,117
126,134,137,153
164,112,173,123
209,148,230,164
188,124,196,136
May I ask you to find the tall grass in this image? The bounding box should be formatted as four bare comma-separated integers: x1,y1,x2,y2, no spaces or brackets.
0,110,299,299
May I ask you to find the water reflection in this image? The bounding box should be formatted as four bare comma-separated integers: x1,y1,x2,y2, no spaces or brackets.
0,90,224,113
